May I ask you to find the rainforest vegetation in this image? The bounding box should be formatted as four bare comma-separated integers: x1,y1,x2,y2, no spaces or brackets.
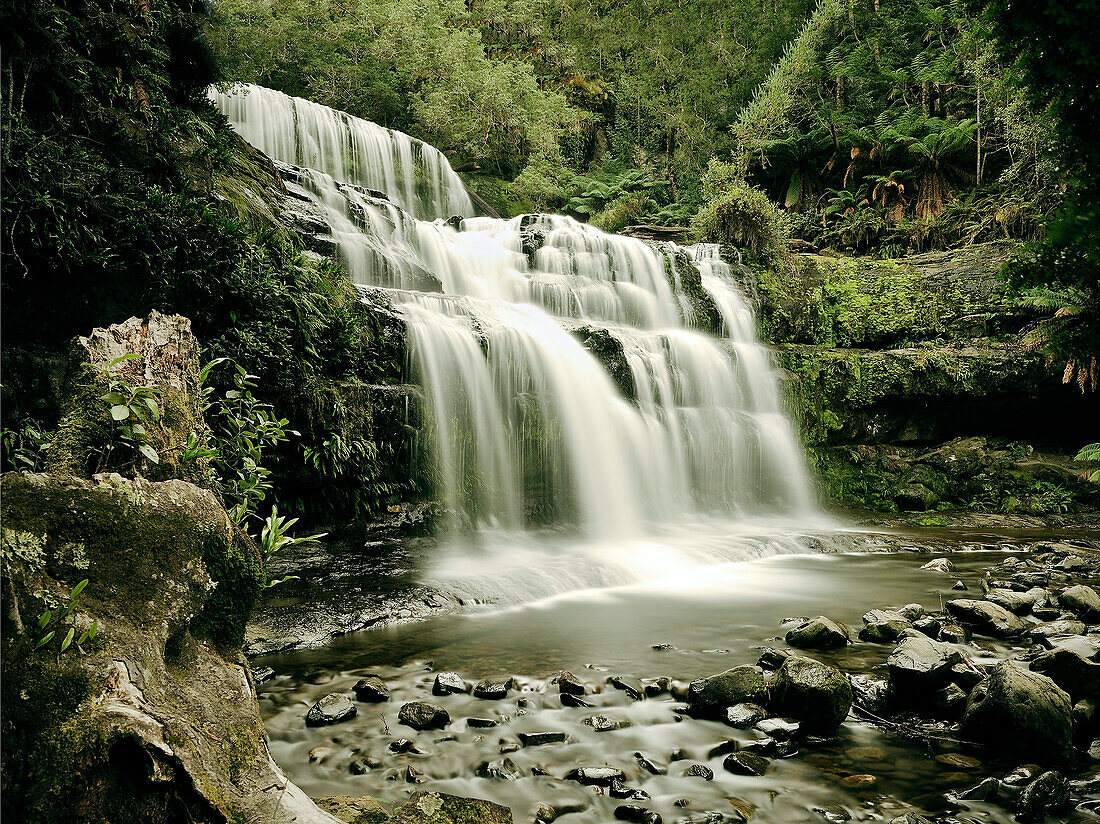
2,0,1097,528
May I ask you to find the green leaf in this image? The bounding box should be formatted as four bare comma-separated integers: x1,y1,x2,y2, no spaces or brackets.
110,405,131,421
35,630,55,649
60,627,75,652
108,353,141,367
37,610,51,630
144,397,160,418
70,579,89,599
139,444,160,464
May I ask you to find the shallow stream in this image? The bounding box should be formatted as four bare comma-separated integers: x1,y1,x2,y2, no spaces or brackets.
254,526,1099,824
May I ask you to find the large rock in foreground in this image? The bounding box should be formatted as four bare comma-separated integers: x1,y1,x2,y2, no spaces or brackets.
960,662,1073,764
687,666,769,718
769,655,852,733
0,472,338,824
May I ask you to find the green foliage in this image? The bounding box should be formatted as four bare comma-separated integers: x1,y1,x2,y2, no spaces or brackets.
692,162,790,265
976,0,1100,387
90,355,162,471
730,0,1060,254
258,506,325,588
1,422,52,473
1077,442,1100,483
31,579,99,655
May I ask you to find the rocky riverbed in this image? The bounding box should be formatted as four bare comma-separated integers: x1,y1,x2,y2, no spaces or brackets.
250,535,1100,824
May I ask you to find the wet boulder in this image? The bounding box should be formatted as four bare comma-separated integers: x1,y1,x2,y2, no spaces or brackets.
433,672,469,696
887,632,963,705
1015,771,1070,823
387,791,513,824
1029,648,1100,702
769,655,852,734
473,679,512,700
1060,585,1100,622
306,693,358,727
353,676,389,703
945,598,1029,638
784,616,851,650
315,796,391,824
960,662,1073,764
985,588,1037,615
722,751,770,776
556,671,586,695
725,703,768,728
894,483,938,512
399,701,450,731
565,767,626,786
687,666,769,718
1029,619,1086,641
476,758,522,780
859,609,912,643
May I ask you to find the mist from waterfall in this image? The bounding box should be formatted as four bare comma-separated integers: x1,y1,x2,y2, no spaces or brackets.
212,84,829,600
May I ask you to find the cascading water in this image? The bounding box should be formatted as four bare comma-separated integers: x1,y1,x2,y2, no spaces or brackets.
212,84,830,601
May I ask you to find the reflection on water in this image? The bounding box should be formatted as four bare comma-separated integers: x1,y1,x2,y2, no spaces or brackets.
257,546,1093,823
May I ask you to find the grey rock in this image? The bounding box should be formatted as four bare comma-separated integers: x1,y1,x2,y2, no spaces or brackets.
684,763,714,780
938,622,971,644
859,609,912,643
467,717,498,728
306,693,357,727
432,672,469,696
388,792,512,824
583,714,632,732
1030,648,1100,701
1029,619,1086,640
946,598,1029,637
560,693,592,708
473,679,512,700
1060,585,1100,622
986,588,1037,615
564,767,626,786
398,701,450,731
1015,771,1069,823
722,751,769,776
476,758,522,780
556,671,586,695
518,731,566,746
725,702,768,728
609,676,645,700
888,633,963,702
770,655,852,734
961,662,1073,764
755,717,800,739
785,616,850,650
687,666,768,718
353,676,389,703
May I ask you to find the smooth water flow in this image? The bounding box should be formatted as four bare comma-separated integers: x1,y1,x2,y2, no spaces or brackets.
211,84,823,595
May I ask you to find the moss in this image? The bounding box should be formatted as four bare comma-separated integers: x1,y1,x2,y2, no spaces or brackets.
224,727,259,785
662,246,722,333
573,327,635,398
190,527,262,651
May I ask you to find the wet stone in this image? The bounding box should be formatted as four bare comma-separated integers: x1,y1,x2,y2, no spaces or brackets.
1060,585,1100,622
957,776,1000,800
1015,770,1070,822
564,767,626,786
353,676,389,703
838,774,877,788
306,693,358,727
634,752,663,774
785,616,851,650
740,737,796,758
725,703,768,728
770,655,853,734
518,731,566,746
556,671,586,695
920,558,954,573
952,580,968,591
849,674,891,715
938,623,971,644
687,666,769,718
643,677,670,697
935,752,981,770
583,714,632,732
1003,764,1044,786
432,671,469,696
985,588,1037,615
560,693,592,708
610,676,645,700
398,701,450,731
252,666,275,683
754,717,800,739
684,763,713,780
756,647,789,670
609,779,649,800
912,616,941,637
467,717,498,728
389,738,414,753
723,751,770,776
945,598,1029,637
476,757,522,780
474,679,512,700
859,609,912,643
1029,619,1086,640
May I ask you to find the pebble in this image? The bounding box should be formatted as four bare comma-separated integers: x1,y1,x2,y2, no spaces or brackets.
838,773,877,788
518,731,566,746
723,751,770,776
684,763,713,780
432,671,469,696
352,676,389,702
473,679,512,699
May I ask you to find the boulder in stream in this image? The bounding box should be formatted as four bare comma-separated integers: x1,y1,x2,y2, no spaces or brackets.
945,598,1029,637
687,666,769,718
1060,585,1100,622
399,701,451,731
769,655,852,733
784,616,851,649
306,693,358,726
960,662,1073,764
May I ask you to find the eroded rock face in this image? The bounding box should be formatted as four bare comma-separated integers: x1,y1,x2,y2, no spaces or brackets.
960,662,1073,765
0,472,339,824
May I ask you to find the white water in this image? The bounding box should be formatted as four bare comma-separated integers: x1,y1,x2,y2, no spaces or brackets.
212,84,829,599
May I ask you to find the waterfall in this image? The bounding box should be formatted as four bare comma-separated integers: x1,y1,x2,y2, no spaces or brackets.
211,84,818,549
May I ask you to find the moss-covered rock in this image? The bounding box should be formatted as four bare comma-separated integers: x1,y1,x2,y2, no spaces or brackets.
0,471,338,824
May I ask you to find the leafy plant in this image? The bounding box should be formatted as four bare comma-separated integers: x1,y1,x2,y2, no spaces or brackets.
32,579,99,654
257,506,326,588
92,354,162,469
1077,442,1100,483
200,359,295,527
1,422,52,472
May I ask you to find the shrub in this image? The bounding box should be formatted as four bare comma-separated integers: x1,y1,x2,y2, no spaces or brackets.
692,161,790,265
